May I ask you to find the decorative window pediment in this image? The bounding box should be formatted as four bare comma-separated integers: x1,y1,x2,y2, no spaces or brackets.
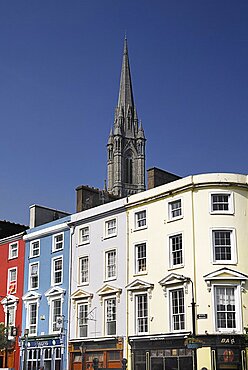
126,279,154,301
159,273,189,297
204,267,248,292
97,284,122,305
71,288,93,308
22,291,41,308
1,294,19,305
1,294,19,312
45,286,65,305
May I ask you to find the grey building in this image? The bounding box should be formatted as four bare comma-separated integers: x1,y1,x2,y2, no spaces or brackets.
107,38,146,197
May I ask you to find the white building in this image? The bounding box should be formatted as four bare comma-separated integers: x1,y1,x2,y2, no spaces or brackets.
68,198,127,369
125,173,248,370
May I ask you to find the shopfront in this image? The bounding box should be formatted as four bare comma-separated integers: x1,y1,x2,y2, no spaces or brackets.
129,336,193,370
20,336,64,370
69,337,124,370
201,334,248,370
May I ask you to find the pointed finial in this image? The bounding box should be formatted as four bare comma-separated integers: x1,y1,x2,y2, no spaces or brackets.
124,34,128,55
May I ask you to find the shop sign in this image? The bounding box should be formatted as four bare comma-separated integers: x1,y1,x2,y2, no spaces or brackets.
219,337,236,345
184,338,203,349
28,338,62,348
197,314,207,319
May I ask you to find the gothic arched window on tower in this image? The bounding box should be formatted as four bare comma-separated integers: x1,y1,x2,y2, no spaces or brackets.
125,156,133,184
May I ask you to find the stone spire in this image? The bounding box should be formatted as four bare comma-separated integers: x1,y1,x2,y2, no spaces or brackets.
107,38,146,197
117,37,134,112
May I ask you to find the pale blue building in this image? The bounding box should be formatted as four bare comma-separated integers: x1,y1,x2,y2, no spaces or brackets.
21,207,71,370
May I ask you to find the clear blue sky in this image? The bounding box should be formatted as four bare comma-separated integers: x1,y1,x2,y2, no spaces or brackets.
1,1,248,225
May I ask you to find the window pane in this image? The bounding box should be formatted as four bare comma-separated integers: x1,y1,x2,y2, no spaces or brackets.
80,257,89,283
215,287,236,329
78,303,88,337
136,294,148,333
171,289,185,331
136,243,146,272
106,298,116,335
54,258,62,284
212,194,230,211
213,231,232,261
170,234,183,266
136,211,146,228
106,250,116,278
170,200,182,218
80,227,89,243
52,299,61,331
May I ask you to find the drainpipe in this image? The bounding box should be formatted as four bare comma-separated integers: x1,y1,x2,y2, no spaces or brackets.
68,223,75,370
125,203,130,367
190,185,198,370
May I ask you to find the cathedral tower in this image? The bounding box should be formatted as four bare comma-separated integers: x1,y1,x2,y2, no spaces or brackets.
107,38,146,197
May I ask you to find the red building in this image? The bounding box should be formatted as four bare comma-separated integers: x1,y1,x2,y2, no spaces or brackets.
0,221,28,369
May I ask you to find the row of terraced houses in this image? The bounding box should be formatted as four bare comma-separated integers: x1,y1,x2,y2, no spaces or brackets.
0,39,248,370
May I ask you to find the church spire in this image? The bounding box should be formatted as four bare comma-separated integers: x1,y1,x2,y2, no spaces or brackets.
117,37,134,111
107,38,146,197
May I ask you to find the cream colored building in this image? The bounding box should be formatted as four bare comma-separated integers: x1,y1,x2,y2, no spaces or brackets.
125,173,248,370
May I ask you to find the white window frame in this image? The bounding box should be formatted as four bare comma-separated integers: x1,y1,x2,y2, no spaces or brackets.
6,304,15,328
7,267,17,294
8,241,18,259
135,242,147,274
211,228,237,264
169,287,186,332
212,283,241,333
52,232,64,252
79,226,90,245
105,249,117,281
27,301,38,336
78,256,89,285
168,198,183,221
105,297,117,336
29,262,39,290
77,302,88,338
134,210,147,230
168,232,184,269
135,293,148,334
51,256,63,285
30,239,40,258
50,297,62,334
104,218,117,238
209,191,234,215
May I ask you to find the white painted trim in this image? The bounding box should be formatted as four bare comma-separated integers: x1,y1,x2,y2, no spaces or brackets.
29,239,40,258
167,197,184,222
8,241,19,260
210,227,237,264
134,208,147,231
209,190,234,215
28,261,40,291
51,255,63,286
52,232,64,252
167,231,184,269
103,217,118,239
104,248,117,281
7,267,18,294
211,283,242,333
24,222,69,240
134,240,147,275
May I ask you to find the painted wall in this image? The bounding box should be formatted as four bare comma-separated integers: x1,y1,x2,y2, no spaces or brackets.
126,173,248,338
69,198,127,345
0,234,26,369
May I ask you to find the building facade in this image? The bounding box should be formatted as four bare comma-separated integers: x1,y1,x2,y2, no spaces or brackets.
0,230,27,369
21,215,71,370
68,199,127,370
107,38,146,197
125,173,248,370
